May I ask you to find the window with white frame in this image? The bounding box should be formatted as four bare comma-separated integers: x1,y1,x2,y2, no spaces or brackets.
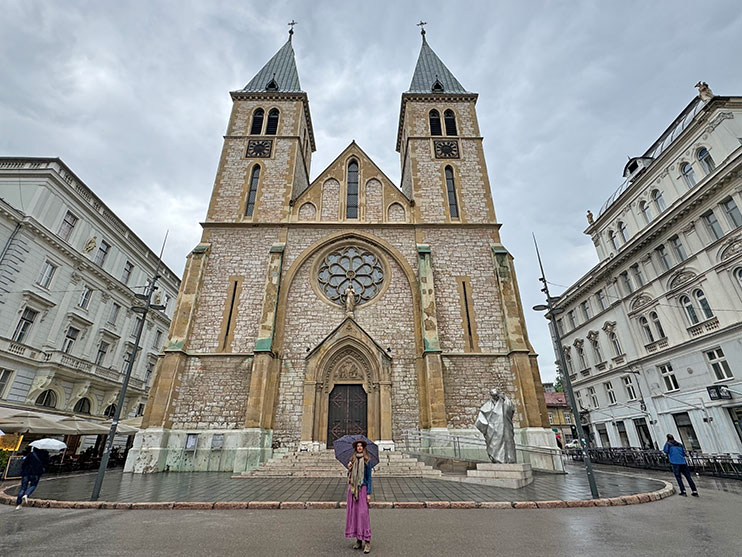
108,302,121,326
596,290,606,311
609,231,618,252
702,210,724,241
0,368,13,398
78,286,93,309
12,308,39,343
669,236,687,261
548,412,554,425
95,341,110,366
556,318,564,335
146,359,156,382
131,317,142,338
581,300,592,320
650,311,666,338
575,390,584,410
153,329,163,349
620,271,633,294
639,201,652,224
568,311,576,329
652,189,666,212
655,244,672,271
622,375,637,401
587,386,598,408
679,295,699,325
122,348,134,369
121,261,134,285
604,381,617,404
697,148,715,173
618,221,628,243
58,210,78,241
37,261,57,288
591,337,603,363
659,363,679,391
681,163,697,188
639,316,655,343
705,348,733,380
94,240,111,266
631,263,645,287
610,332,622,356
564,413,571,424
564,349,574,373
576,344,588,369
694,289,714,320
62,326,80,353
721,197,742,228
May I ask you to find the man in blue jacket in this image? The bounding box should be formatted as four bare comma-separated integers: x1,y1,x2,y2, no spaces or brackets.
15,447,49,509
663,434,698,497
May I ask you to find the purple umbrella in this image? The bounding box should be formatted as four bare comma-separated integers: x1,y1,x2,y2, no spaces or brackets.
333,435,379,469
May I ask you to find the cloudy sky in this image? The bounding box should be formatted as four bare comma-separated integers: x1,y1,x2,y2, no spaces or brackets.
2,1,741,382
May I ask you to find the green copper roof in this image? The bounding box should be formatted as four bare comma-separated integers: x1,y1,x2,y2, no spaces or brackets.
407,34,469,94
240,38,302,93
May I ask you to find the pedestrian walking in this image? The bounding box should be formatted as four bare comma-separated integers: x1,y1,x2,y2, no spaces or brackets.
663,434,698,497
15,447,49,509
346,440,372,553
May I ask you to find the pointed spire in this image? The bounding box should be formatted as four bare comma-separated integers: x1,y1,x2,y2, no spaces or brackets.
240,37,302,93
407,30,469,94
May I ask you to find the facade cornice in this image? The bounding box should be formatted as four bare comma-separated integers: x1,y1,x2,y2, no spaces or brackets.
200,221,503,230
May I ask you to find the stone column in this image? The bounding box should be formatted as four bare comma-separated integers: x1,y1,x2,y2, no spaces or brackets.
417,244,447,429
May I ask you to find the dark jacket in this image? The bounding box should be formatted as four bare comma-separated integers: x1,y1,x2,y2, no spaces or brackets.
362,463,373,495
21,449,49,477
663,440,687,465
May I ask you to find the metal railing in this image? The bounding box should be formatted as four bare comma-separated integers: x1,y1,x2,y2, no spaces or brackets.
564,447,742,480
399,429,564,473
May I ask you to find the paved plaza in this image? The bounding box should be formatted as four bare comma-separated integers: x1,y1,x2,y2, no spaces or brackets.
0,465,740,556
4,465,663,504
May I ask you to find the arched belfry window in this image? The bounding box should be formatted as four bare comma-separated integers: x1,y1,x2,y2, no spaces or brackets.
444,109,457,136
245,165,260,217
346,160,359,219
445,166,459,219
265,108,279,135
250,108,264,135
429,110,442,136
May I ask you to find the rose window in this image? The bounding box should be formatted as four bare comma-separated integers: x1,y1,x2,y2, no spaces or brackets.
317,246,385,306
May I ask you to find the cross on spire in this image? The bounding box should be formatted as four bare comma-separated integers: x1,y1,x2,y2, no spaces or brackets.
288,19,297,37
417,20,427,35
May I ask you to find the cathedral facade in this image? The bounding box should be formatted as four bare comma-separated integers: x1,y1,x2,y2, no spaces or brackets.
127,31,551,473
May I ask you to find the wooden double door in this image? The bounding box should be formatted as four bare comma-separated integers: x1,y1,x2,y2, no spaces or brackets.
326,384,367,448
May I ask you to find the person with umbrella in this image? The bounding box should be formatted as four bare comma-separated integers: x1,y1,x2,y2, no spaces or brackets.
335,435,377,553
15,445,50,509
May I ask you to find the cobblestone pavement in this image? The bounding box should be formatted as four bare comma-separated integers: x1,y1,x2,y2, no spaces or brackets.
6,464,663,503
1,465,740,557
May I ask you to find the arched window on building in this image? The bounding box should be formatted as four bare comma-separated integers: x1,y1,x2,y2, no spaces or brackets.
652,189,666,213
576,345,588,369
249,108,264,135
736,267,742,288
444,166,459,219
244,165,260,217
698,148,715,173
650,311,666,339
618,221,628,243
429,110,442,136
564,349,573,373
609,231,618,252
591,338,603,363
35,389,57,408
610,332,622,356
639,201,652,224
346,160,359,219
681,163,696,188
639,316,655,343
680,295,699,325
265,108,279,135
444,109,457,135
103,404,117,417
694,289,714,320
73,397,91,415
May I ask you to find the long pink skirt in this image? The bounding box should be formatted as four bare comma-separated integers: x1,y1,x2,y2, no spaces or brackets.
345,486,371,541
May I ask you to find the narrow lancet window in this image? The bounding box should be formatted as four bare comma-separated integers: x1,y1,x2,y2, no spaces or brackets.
445,166,459,219
346,160,359,219
444,109,457,135
265,108,279,135
429,110,442,136
245,165,260,217
250,108,264,135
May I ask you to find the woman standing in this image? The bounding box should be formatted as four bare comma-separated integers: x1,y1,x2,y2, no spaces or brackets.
346,440,372,553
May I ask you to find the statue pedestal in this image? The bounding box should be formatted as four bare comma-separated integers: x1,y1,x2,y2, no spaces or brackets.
465,462,533,489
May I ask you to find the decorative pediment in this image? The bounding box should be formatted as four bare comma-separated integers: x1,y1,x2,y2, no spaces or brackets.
602,321,616,333
630,294,653,311
668,269,697,289
719,235,742,262
573,339,584,348
586,330,600,342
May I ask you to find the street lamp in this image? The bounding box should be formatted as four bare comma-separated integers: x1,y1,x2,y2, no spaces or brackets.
533,236,600,499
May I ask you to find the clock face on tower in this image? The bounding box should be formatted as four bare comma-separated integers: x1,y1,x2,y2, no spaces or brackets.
433,139,460,159
246,139,273,158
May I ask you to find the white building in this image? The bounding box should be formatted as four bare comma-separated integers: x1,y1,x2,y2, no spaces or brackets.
551,85,742,454
0,157,180,441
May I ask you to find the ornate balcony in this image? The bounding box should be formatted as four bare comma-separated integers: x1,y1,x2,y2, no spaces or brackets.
688,316,720,338
645,337,669,353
